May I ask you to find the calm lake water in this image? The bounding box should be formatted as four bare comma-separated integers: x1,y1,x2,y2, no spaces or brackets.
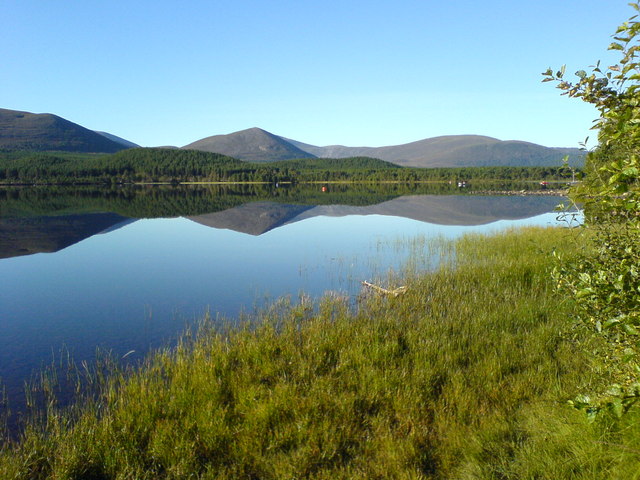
0,185,571,417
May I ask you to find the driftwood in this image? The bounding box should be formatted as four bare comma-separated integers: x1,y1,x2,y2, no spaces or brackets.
361,281,408,297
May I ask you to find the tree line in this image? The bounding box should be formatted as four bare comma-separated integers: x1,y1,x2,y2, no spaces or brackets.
0,147,580,184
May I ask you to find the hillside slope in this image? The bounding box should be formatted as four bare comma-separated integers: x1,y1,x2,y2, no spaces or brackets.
0,108,127,153
183,127,315,162
95,131,140,148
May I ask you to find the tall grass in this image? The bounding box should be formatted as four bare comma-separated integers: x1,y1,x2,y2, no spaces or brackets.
1,226,636,479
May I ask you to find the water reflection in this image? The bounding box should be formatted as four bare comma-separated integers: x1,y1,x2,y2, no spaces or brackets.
0,185,569,423
0,214,134,259
0,185,563,257
188,195,562,235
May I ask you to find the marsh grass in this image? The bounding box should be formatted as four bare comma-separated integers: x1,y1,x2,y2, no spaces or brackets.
1,227,637,478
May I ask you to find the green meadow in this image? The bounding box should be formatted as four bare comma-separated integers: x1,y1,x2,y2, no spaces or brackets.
2,226,638,479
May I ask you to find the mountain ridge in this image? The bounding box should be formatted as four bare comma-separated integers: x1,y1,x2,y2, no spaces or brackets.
282,134,584,168
182,127,584,167
95,131,140,149
1,107,585,167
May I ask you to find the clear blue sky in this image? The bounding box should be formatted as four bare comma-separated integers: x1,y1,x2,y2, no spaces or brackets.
1,1,632,148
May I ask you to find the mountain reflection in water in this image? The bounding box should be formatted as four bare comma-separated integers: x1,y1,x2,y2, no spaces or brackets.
0,186,570,428
0,193,563,257
187,195,562,236
0,214,134,259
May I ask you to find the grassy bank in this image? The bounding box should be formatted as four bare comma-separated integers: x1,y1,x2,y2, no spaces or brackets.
1,227,637,479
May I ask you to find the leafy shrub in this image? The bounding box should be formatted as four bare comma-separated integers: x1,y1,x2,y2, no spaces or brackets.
545,1,640,416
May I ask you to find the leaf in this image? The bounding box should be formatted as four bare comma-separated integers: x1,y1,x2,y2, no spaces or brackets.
622,348,636,361
578,272,592,283
576,288,594,299
604,317,622,329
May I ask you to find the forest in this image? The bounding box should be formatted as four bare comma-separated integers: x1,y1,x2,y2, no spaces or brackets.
0,147,579,184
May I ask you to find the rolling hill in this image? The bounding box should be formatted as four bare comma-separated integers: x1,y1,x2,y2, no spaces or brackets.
284,134,585,168
0,108,128,153
185,127,584,167
2,107,585,167
182,127,315,162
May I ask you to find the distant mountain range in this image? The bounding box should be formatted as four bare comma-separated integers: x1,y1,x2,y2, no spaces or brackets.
282,135,584,168
181,127,584,167
1,108,585,167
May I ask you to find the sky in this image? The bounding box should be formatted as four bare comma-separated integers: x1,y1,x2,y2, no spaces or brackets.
1,1,633,149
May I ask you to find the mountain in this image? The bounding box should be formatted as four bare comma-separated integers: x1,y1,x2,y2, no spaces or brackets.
287,135,584,167
0,108,128,153
94,131,140,148
182,127,316,162
185,128,585,167
284,134,585,168
2,107,584,167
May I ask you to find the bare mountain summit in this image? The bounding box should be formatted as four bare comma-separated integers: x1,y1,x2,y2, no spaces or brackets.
183,127,315,162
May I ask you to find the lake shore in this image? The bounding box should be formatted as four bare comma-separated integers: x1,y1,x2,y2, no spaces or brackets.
470,188,569,196
4,226,637,479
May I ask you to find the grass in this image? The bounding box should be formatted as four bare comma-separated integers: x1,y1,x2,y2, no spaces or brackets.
1,226,638,478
